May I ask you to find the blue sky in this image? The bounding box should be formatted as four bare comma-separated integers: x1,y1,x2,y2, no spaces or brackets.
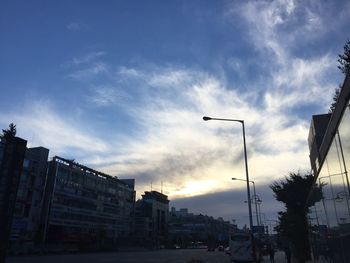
1,0,350,226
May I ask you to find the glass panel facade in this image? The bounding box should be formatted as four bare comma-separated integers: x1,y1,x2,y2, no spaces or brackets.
47,158,136,246
309,107,350,262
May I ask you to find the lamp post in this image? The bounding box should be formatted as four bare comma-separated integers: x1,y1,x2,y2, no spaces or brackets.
252,194,263,227
203,116,255,261
256,196,262,226
232,177,259,227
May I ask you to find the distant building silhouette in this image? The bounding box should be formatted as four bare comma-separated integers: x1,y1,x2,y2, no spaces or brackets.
168,207,233,248
170,207,193,217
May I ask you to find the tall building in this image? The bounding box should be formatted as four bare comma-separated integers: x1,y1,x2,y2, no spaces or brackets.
42,156,135,251
308,72,350,262
9,147,49,254
135,191,169,247
0,137,27,262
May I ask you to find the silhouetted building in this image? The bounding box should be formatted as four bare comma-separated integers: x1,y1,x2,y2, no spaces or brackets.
168,207,232,247
0,136,27,262
170,207,193,217
135,191,169,247
307,72,350,262
8,147,49,254
42,156,135,251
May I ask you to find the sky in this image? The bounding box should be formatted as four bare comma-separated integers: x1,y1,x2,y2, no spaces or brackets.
1,0,350,227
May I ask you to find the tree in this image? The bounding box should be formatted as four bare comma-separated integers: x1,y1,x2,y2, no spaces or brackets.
330,39,350,113
328,85,341,113
0,123,16,141
338,39,350,75
270,172,323,263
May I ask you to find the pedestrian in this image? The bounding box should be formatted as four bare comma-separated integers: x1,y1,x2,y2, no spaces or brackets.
268,245,275,263
284,247,291,263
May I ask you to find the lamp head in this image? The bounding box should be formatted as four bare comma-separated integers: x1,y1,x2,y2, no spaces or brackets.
203,116,212,121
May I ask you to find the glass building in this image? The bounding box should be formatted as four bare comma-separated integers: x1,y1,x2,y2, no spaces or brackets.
308,73,350,262
42,156,135,251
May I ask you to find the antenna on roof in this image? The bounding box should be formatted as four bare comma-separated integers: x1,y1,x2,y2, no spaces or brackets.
161,181,163,194
151,181,153,191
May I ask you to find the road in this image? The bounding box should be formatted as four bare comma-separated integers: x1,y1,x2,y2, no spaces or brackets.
6,249,288,263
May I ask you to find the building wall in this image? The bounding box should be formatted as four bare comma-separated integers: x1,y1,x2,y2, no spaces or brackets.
134,191,169,247
168,209,231,247
43,157,135,249
0,137,27,260
308,114,331,174
308,73,350,262
9,147,49,253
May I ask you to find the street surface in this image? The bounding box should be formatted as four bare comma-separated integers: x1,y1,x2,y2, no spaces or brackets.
7,249,288,263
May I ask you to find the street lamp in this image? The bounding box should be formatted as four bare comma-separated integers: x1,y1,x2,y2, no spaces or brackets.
232,177,260,226
203,116,255,261
256,196,263,227
252,194,263,227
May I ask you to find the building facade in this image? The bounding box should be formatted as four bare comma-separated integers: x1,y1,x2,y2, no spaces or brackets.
42,156,135,250
0,137,27,261
134,191,169,247
308,72,350,262
9,147,49,254
168,207,232,248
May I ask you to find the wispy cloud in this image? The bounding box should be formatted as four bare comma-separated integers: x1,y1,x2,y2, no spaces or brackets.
88,1,342,201
70,51,106,66
0,63,310,218
265,55,334,112
66,22,87,31
117,66,144,78
87,65,311,200
226,0,338,114
64,51,110,81
0,101,109,158
87,85,131,107
68,62,108,80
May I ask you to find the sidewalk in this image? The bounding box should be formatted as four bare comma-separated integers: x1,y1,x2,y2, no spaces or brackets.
261,250,286,262
261,251,330,263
